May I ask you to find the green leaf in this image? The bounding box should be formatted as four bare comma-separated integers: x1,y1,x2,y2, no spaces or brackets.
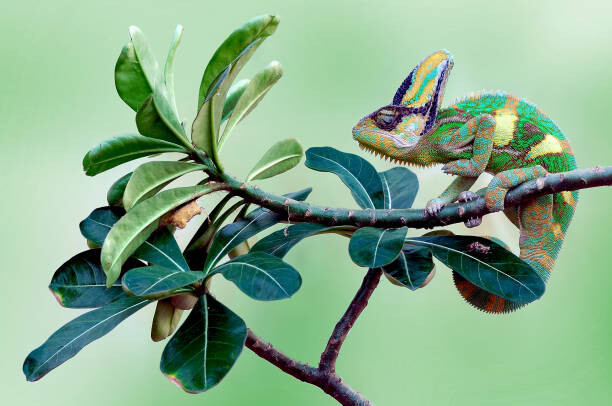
348,227,408,268
222,79,250,121
23,296,149,382
381,245,435,290
379,167,419,209
251,223,339,258
80,207,189,273
107,172,133,207
136,95,180,144
123,161,206,210
305,147,384,209
164,25,183,111
114,42,152,111
220,61,283,149
211,252,301,300
246,138,302,181
198,14,279,108
406,235,545,303
160,295,246,393
152,80,191,147
128,26,159,90
101,186,212,286
203,188,312,273
82,134,188,176
49,249,144,308
122,266,204,299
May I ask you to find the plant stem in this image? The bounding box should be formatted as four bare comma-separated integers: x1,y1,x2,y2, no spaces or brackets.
319,268,382,372
225,166,612,229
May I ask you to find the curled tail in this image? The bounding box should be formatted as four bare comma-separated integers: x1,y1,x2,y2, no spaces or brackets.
455,190,578,314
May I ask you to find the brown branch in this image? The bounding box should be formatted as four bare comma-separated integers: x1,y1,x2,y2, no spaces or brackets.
246,329,373,406
320,268,382,372
227,166,612,229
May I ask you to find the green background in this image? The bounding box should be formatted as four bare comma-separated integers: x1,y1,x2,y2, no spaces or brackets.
3,0,612,404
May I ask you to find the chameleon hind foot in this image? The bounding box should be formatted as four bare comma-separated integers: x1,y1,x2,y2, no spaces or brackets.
457,190,481,228
425,198,445,216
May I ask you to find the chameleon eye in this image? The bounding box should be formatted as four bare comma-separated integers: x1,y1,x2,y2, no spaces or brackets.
374,109,397,129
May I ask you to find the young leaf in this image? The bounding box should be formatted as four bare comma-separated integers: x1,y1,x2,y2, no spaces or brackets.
49,249,144,308
164,25,183,111
198,14,279,108
211,252,301,301
128,26,159,90
251,223,340,258
123,161,206,210
203,188,312,273
23,296,149,382
151,299,183,342
160,295,246,393
305,147,384,209
246,138,302,181
101,186,212,286
222,79,250,121
83,134,188,176
80,207,189,272
220,61,283,148
122,266,204,299
114,42,152,111
379,167,419,209
381,245,435,290
348,227,408,268
107,172,133,207
405,235,545,303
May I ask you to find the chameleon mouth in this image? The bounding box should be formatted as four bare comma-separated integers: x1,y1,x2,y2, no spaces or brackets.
357,142,434,168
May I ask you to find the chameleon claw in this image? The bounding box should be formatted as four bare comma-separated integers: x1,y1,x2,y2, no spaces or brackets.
457,190,478,202
425,199,445,216
464,217,482,228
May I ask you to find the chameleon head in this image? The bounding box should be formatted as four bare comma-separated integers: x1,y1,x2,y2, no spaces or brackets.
352,49,454,166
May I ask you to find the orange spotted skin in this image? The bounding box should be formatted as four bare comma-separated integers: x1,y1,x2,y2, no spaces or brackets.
352,50,578,313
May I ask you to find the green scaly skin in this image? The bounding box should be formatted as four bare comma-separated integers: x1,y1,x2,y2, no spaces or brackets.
352,50,578,313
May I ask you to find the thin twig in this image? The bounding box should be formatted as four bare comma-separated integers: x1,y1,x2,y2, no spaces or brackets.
320,268,382,372
246,329,373,406
226,166,612,229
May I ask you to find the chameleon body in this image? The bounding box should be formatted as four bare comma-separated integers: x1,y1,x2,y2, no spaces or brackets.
352,50,578,313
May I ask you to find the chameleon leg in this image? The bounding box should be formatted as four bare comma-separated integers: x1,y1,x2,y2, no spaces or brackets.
484,165,548,212
441,114,495,177
425,175,476,215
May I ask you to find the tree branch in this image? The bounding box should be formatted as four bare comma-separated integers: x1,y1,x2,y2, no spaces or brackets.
319,268,382,372
246,329,373,406
228,166,612,229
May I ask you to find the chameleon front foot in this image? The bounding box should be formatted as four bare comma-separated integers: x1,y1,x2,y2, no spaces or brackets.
425,198,445,216
457,191,482,228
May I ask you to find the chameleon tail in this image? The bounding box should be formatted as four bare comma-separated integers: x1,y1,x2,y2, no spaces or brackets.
453,190,578,314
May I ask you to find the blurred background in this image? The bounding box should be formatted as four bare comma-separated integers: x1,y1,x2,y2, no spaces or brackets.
3,0,612,404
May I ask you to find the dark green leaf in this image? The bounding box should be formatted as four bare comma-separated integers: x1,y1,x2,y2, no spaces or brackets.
251,223,339,258
80,207,189,273
82,134,188,176
101,186,212,286
379,167,418,209
107,172,133,207
305,147,384,209
136,95,180,144
160,295,246,393
406,235,545,303
349,227,408,268
222,79,250,122
211,252,301,300
246,138,302,181
123,161,206,210
23,296,149,381
198,15,279,108
49,249,144,308
203,188,311,273
220,61,283,148
381,245,435,290
114,42,152,111
122,266,204,299
152,80,191,148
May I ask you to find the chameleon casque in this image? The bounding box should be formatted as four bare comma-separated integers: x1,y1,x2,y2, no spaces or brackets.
352,50,578,313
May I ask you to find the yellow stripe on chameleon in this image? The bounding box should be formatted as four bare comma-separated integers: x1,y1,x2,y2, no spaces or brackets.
492,109,518,147
552,222,563,240
527,133,564,160
401,50,451,107
561,191,576,206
